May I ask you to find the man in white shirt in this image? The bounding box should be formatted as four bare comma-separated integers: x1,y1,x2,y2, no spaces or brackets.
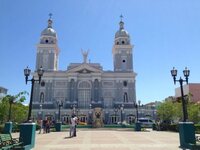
69,115,78,137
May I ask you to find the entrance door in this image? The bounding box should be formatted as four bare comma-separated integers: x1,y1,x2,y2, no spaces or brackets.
110,115,118,124
79,115,87,123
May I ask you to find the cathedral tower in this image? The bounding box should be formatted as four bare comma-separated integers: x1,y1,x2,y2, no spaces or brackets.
112,16,133,72
35,14,59,71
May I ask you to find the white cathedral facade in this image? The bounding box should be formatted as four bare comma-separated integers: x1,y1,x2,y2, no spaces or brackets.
32,15,137,125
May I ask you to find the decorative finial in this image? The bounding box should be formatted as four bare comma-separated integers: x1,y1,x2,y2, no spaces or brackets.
120,14,123,22
119,14,124,30
49,13,53,19
48,13,53,28
81,49,89,63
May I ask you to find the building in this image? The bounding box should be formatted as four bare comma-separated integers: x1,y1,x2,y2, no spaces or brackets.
0,86,8,99
32,15,137,125
175,83,200,103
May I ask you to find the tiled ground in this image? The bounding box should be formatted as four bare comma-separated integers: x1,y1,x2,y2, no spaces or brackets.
13,128,181,150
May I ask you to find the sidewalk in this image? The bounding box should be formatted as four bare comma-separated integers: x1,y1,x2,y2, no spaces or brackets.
13,128,181,150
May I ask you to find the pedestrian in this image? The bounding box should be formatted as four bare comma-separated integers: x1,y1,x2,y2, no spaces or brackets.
69,115,76,137
46,119,50,133
43,118,47,134
73,116,78,137
38,119,43,134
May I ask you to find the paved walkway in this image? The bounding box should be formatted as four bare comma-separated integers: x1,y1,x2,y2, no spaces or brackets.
14,128,181,150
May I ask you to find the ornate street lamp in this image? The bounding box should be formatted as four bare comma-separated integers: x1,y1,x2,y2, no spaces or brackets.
24,66,44,122
39,104,43,120
114,107,118,124
171,67,190,122
71,104,76,115
89,104,92,124
134,102,139,122
119,104,124,124
57,101,63,122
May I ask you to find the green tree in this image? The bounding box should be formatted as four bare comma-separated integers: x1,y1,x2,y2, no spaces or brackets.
0,91,28,124
188,102,200,123
157,100,176,122
157,97,200,124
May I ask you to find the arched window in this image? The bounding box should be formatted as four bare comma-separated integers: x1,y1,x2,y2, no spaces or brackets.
94,79,99,101
124,92,128,102
40,92,44,103
70,79,75,101
78,81,91,108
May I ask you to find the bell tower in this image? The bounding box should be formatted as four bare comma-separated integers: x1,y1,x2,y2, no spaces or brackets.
112,15,133,72
35,14,59,71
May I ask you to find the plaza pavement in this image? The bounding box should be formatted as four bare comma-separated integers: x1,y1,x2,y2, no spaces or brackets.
13,128,182,150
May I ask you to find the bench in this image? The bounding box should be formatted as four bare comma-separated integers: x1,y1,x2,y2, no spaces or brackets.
0,133,23,150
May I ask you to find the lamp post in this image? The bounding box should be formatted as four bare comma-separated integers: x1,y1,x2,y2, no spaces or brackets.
76,109,79,117
171,67,190,122
89,104,92,124
134,102,139,122
71,104,76,115
114,107,118,124
119,104,124,124
24,66,44,122
40,104,43,120
57,101,63,122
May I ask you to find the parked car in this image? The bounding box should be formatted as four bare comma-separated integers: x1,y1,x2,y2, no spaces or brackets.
138,118,154,128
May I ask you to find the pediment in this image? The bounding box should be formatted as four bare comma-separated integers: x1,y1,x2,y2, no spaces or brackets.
67,63,102,73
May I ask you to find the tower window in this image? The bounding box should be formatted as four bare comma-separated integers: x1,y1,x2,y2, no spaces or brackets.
123,81,127,87
40,92,45,103
41,81,45,87
124,92,128,102
116,42,119,45
45,39,49,43
122,60,126,63
122,41,125,44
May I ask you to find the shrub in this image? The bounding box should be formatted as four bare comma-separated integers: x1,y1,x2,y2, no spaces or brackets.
195,124,200,134
0,124,4,133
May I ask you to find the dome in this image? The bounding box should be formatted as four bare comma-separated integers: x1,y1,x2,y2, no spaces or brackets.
41,16,57,37
41,27,57,37
115,20,129,38
115,29,129,38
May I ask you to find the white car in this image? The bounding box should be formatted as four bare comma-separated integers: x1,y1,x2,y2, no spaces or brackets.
138,118,154,128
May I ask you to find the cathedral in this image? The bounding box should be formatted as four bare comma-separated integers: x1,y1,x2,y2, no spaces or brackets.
32,15,137,125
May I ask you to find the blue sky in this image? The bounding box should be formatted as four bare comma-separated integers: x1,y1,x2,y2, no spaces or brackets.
0,0,200,104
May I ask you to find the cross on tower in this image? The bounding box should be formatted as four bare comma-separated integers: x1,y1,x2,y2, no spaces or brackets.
49,13,53,19
120,14,123,21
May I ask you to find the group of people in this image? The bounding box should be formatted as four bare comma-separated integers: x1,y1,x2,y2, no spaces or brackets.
69,115,79,138
37,115,79,137
37,118,52,134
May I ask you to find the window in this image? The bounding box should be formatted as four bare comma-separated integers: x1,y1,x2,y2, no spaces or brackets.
78,81,91,108
122,41,125,44
124,92,128,102
122,60,126,63
123,81,127,87
40,92,44,103
45,39,49,43
41,81,45,87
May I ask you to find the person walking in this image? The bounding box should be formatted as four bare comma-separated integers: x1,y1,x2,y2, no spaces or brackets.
69,115,76,137
73,115,78,137
38,119,43,134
